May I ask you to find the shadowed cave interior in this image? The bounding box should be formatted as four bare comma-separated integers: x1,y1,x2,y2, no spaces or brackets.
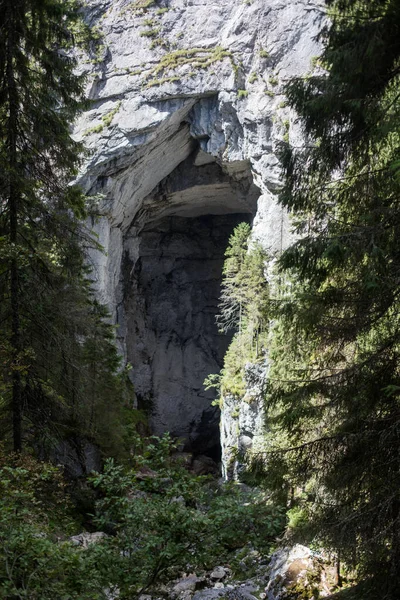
122,151,259,462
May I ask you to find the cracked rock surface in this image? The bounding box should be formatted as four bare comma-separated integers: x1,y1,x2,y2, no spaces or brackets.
75,0,325,464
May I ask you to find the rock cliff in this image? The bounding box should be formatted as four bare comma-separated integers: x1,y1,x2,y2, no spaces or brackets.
74,0,325,470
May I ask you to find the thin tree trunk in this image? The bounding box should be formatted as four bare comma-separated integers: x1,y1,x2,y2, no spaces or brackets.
389,495,400,597
336,550,342,588
7,1,22,452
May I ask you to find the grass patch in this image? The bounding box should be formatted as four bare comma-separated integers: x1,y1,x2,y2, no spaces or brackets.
140,27,160,37
84,101,121,136
120,0,155,17
144,45,238,87
249,72,258,84
83,123,104,136
146,75,181,87
150,37,169,50
101,101,121,127
134,0,155,9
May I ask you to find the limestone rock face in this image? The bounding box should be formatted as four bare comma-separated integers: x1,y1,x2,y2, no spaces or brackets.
75,0,325,462
52,438,102,478
125,212,248,454
221,361,268,479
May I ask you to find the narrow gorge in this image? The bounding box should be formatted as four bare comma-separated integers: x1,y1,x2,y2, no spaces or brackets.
2,0,397,597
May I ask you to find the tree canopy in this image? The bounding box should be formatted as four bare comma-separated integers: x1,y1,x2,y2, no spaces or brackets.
0,0,132,456
263,0,400,594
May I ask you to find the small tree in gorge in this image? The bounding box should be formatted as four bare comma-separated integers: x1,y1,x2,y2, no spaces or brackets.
206,222,270,398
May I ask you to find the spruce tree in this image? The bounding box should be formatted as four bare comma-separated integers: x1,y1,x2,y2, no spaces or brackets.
218,222,252,334
208,222,269,398
0,0,131,455
265,0,400,593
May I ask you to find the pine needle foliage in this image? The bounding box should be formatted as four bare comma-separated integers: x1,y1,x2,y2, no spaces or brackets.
264,0,400,594
0,0,133,456
218,222,252,335
207,223,270,398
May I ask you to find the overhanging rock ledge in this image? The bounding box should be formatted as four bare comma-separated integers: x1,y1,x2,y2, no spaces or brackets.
73,0,325,466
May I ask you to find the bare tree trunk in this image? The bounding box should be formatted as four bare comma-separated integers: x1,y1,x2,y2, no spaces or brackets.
6,1,22,452
336,550,342,588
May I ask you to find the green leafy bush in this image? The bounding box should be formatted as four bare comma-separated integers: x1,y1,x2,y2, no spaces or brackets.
89,434,285,598
0,452,102,599
0,439,285,599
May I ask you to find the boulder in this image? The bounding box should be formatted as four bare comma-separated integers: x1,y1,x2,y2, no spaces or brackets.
265,545,337,599
192,456,220,477
173,575,203,594
210,567,228,581
70,531,107,548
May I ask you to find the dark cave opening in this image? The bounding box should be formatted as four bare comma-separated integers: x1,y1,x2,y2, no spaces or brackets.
123,151,259,461
126,213,253,460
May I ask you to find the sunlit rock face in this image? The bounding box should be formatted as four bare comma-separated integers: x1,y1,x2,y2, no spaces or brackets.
74,0,324,467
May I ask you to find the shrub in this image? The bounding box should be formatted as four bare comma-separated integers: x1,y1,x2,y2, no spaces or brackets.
0,453,102,599
90,434,285,596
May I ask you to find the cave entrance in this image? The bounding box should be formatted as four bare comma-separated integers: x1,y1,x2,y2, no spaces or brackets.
123,150,259,461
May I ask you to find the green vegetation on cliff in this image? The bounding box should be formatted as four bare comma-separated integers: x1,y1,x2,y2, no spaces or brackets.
205,222,270,398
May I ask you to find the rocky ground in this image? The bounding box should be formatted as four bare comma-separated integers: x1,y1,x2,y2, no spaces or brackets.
135,544,338,600
72,531,339,600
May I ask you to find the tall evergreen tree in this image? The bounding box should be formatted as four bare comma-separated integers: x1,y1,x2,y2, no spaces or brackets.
265,0,400,593
218,222,252,334
0,0,131,455
206,222,270,398
218,223,270,339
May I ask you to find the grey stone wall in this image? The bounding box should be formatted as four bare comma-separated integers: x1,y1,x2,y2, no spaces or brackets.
74,0,325,469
